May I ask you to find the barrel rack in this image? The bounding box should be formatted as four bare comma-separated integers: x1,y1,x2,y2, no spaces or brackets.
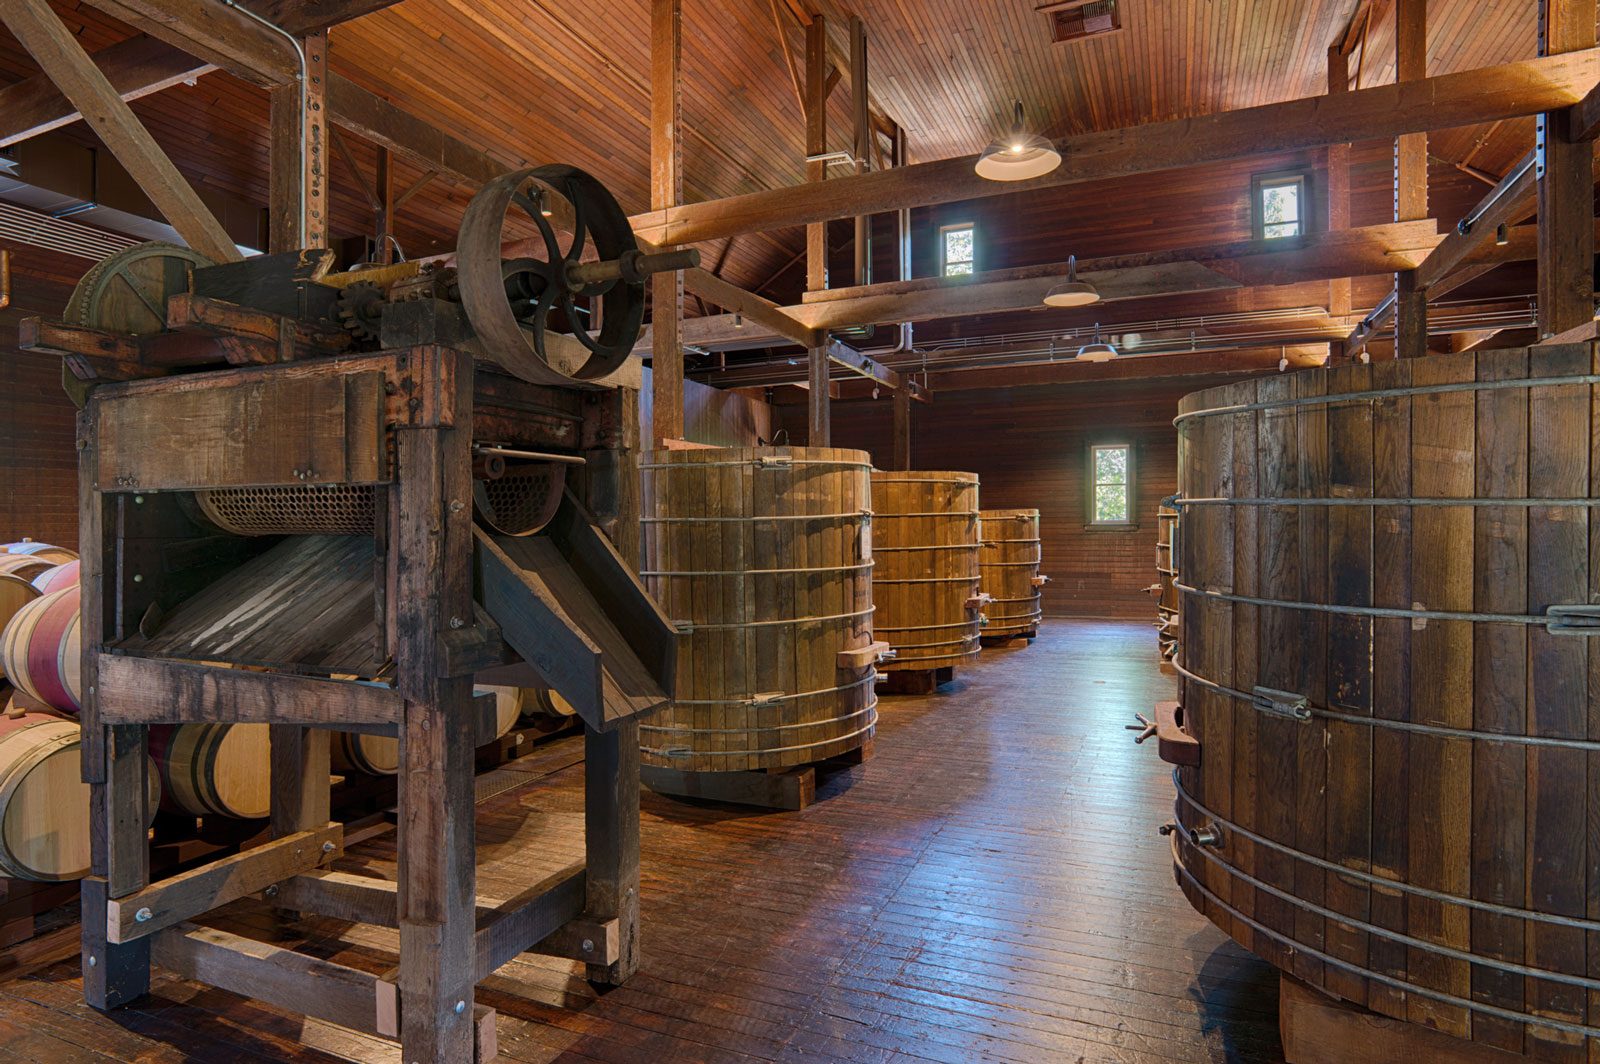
25,254,678,1060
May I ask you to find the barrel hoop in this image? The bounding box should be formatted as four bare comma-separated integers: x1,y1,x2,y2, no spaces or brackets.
1170,834,1600,1041
663,673,878,708
986,595,1042,604
873,510,980,518
1176,580,1564,629
641,459,870,470
874,544,977,552
870,476,977,483
1174,372,1600,426
1176,776,1600,934
643,700,877,733
979,560,1044,568
675,606,874,632
642,712,877,759
1177,495,1600,508
644,560,873,577
873,576,980,585
641,510,871,524
879,619,981,633
888,637,979,652
1173,659,1600,752
1175,812,1600,993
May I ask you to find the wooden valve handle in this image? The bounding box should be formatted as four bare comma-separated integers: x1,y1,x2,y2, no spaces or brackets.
837,640,892,670
965,592,994,609
1032,574,1052,587
1150,701,1200,767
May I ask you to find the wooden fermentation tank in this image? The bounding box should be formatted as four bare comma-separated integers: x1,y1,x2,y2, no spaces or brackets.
1153,503,1179,667
978,508,1046,641
638,447,880,772
870,472,983,676
1163,347,1600,1058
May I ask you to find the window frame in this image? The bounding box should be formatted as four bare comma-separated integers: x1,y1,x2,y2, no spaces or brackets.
939,221,977,278
1085,441,1137,530
1251,170,1310,242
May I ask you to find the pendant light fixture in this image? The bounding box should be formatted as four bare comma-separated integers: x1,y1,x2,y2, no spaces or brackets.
1042,255,1100,307
975,99,1061,182
1076,323,1118,362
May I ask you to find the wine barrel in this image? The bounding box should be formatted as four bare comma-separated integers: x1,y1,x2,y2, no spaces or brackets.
31,561,78,594
1153,503,1179,664
1167,350,1600,1056
870,471,982,672
2,586,82,713
331,685,523,776
0,576,40,681
1,541,76,564
0,555,51,584
978,508,1046,639
150,722,271,818
639,446,878,772
522,684,576,719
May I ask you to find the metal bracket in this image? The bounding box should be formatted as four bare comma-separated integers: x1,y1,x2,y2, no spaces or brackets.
756,455,793,469
1546,604,1600,635
1250,685,1312,721
1126,713,1157,744
744,691,785,707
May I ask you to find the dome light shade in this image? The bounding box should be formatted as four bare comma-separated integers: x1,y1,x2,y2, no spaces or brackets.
1076,323,1118,362
1043,255,1099,307
976,100,1061,182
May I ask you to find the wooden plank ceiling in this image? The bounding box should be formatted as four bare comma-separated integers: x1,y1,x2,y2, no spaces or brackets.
0,0,1572,366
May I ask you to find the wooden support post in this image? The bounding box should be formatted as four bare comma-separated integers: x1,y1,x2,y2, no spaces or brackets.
649,0,684,445
808,344,831,445
1326,46,1353,320
268,29,328,252
892,378,911,470
1537,0,1597,337
0,0,241,263
76,406,153,1009
850,16,870,287
393,354,477,1061
375,146,395,264
804,15,829,293
1392,0,1427,358
583,721,640,984
1395,270,1428,359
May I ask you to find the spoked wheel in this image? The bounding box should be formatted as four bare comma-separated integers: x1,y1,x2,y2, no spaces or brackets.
456,165,647,387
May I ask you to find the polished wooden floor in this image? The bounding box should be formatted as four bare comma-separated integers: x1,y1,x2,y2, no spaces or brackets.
0,621,1283,1063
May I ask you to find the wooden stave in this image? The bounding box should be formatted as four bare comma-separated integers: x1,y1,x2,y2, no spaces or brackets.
978,508,1044,636
2,586,82,713
1169,351,1600,1054
870,471,982,671
0,555,51,584
0,576,41,682
640,446,877,773
31,561,79,595
150,722,272,819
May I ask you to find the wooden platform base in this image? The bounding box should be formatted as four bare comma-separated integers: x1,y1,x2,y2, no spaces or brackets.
1280,975,1536,1064
641,739,873,811
878,666,956,695
980,628,1037,648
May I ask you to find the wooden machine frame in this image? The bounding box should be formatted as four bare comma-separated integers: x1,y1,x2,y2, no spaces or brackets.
48,314,666,1060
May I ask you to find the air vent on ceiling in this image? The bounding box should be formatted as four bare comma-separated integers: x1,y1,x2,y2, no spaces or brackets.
1038,0,1122,44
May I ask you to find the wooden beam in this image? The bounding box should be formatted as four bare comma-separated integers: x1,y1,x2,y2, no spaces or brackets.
374,146,396,263
268,29,328,251
649,0,684,446
807,343,830,444
767,0,805,113
1327,47,1353,318
1538,0,1597,337
850,15,870,287
919,344,1332,390
327,74,511,189
630,51,1600,245
1412,152,1535,291
252,0,404,31
78,0,294,87
804,14,829,292
0,0,242,263
680,268,816,347
0,36,212,148
891,381,911,469
96,655,404,726
1394,0,1428,222
1571,78,1600,140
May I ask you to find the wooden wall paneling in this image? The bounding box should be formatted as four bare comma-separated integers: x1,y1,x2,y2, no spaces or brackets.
1468,345,1529,1053
1404,350,1474,1039
1322,362,1372,1005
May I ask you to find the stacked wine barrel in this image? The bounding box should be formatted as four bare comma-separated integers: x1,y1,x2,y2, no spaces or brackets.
870,471,982,676
3,585,82,713
330,684,527,777
639,446,878,773
1168,349,1600,1058
978,508,1046,642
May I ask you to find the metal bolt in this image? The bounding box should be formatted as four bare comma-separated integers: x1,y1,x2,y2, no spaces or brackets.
580,938,594,953
449,616,465,629
132,573,143,583
449,499,465,513
322,841,336,854
133,495,144,504
454,1000,466,1015
87,954,96,968
134,907,153,923
264,884,279,898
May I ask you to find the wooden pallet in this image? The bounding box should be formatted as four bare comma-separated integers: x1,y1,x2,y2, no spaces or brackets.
1280,975,1537,1064
878,665,957,695
642,738,873,811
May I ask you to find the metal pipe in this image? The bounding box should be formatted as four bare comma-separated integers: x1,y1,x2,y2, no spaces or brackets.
0,250,10,310
472,446,586,465
1456,153,1536,236
219,0,308,248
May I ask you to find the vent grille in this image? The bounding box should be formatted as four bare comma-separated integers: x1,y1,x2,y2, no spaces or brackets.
1042,0,1121,43
0,200,138,260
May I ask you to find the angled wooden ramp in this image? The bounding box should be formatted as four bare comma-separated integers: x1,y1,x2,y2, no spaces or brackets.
474,494,676,732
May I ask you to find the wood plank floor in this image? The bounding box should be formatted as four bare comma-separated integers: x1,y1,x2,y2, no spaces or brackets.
0,620,1284,1063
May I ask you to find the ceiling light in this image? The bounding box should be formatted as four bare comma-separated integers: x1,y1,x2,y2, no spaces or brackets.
1042,255,1099,307
975,100,1061,182
1076,323,1118,362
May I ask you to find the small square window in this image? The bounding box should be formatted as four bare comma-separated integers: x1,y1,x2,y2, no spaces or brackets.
940,223,975,277
1252,172,1307,241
